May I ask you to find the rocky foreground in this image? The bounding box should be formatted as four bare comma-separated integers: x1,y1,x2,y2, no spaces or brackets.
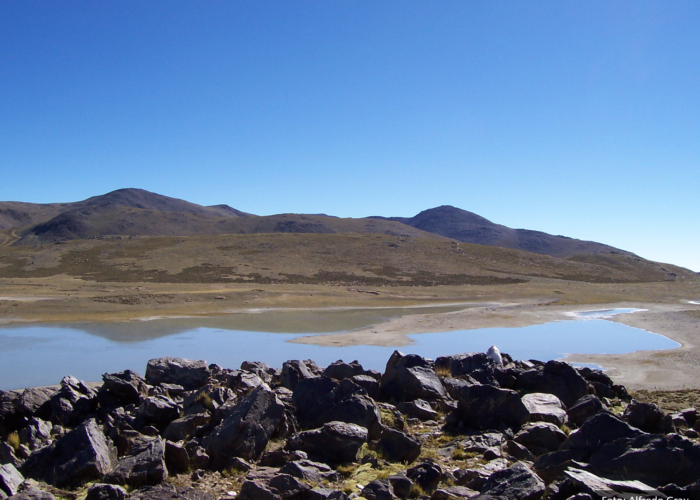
2,352,700,500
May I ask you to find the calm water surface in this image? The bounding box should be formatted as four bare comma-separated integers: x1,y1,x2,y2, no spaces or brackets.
0,308,679,390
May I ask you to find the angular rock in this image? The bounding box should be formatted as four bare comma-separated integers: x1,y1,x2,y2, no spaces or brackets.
380,351,446,403
480,461,545,500
378,426,422,464
279,459,339,485
103,435,167,488
85,483,129,500
435,352,500,386
566,395,603,428
241,361,276,384
505,440,535,462
622,400,665,433
270,473,312,498
532,448,588,485
397,399,438,421
20,418,116,487
164,440,189,474
19,418,52,450
0,464,23,497
388,474,413,499
561,412,646,458
514,422,568,457
205,386,285,467
406,461,443,491
452,383,530,430
521,393,567,426
281,360,320,390
288,421,368,464
16,388,54,419
323,360,365,381
562,467,665,499
100,370,149,406
163,412,210,442
352,375,380,399
590,432,700,487
129,483,215,500
6,488,56,500
260,449,308,467
453,459,509,490
0,443,20,468
306,488,350,500
460,433,505,453
362,479,395,500
430,486,479,499
49,376,98,427
137,395,181,426
145,357,211,391
515,361,589,408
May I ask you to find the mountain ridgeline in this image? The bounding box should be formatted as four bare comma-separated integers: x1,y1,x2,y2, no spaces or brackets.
2,189,629,260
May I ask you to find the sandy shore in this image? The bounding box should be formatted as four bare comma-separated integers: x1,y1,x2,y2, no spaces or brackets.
291,301,700,390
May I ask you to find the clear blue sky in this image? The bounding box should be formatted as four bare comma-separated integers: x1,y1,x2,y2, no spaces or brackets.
1,1,699,272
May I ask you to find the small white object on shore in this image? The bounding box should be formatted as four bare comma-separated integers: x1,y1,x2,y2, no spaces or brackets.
487,345,503,366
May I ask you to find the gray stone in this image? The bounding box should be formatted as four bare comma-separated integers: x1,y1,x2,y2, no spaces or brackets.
435,352,500,386
515,361,589,408
129,483,215,500
0,464,23,497
85,483,129,500
378,426,422,464
279,459,339,485
6,488,56,500
21,418,116,487
513,422,568,457
566,395,603,428
430,486,480,499
100,370,149,406
49,376,98,427
323,360,365,381
103,436,167,488
362,479,395,500
521,393,567,426
162,412,210,441
563,467,664,499
561,412,646,458
480,461,545,500
406,462,443,491
388,474,413,499
281,360,320,390
145,357,211,391
164,441,189,474
0,443,20,468
452,383,530,430
380,351,446,402
205,386,285,467
622,399,665,433
397,399,438,421
289,421,368,464
16,388,54,419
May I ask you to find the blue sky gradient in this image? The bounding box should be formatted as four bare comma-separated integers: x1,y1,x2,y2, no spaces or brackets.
1,1,698,271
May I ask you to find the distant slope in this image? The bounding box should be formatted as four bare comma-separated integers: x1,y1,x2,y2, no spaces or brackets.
372,206,631,259
16,206,442,245
0,188,250,231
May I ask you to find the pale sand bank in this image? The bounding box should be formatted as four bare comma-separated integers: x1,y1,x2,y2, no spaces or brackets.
291,301,700,390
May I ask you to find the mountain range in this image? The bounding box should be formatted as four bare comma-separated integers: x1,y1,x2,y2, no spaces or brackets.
0,188,633,259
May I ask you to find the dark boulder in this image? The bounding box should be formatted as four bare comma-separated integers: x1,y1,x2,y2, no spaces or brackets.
137,395,182,427
451,383,530,430
0,443,20,468
480,461,545,500
279,459,339,485
532,449,588,485
100,371,149,406
164,441,189,474
559,467,665,499
406,461,443,491
378,426,422,464
430,486,479,500
622,400,665,433
388,474,413,499
103,436,167,488
306,488,350,500
323,360,365,381
513,422,568,457
459,433,505,454
163,412,210,442
521,393,567,426
379,351,446,403
435,352,500,386
259,449,308,467
0,464,23,497
240,361,276,384
49,376,98,427
515,361,589,408
145,357,211,391
5,487,57,500
85,483,129,500
566,395,603,428
397,399,438,421
16,388,54,420
561,412,646,458
129,484,215,500
269,473,312,498
352,375,380,400
288,421,368,465
204,386,285,467
281,360,321,390
21,418,116,487
362,479,395,500
0,391,22,437
590,433,700,487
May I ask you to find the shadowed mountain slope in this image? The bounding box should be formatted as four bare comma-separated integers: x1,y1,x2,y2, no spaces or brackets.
372,205,630,259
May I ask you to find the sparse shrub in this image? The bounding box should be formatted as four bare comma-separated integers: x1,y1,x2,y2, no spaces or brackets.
410,484,426,498
451,448,477,460
193,392,215,412
7,431,20,452
435,366,452,378
560,424,571,436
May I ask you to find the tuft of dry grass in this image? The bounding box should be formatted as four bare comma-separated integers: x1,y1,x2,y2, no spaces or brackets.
6,431,20,451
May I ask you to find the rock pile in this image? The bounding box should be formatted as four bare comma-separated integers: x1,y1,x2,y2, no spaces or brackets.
2,351,700,500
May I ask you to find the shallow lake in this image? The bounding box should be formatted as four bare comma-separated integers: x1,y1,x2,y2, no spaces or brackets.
0,308,679,390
